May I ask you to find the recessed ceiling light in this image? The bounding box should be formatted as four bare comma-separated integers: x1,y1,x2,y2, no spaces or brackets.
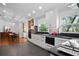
38,6,42,10
28,13,31,17
2,3,6,5
68,4,76,7
12,23,15,26
32,10,36,14
68,3,78,9
19,20,22,22
3,10,6,13
50,11,53,13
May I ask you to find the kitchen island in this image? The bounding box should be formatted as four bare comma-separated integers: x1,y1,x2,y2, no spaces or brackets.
28,32,79,56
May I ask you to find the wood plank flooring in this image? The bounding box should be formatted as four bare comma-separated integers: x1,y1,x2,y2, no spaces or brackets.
0,37,27,45
0,37,50,56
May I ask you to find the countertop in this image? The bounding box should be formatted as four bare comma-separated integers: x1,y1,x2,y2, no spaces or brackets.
33,32,79,39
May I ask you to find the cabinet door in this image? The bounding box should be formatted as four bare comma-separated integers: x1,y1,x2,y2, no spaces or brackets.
32,34,45,42
31,34,36,39
46,37,55,45
39,35,45,42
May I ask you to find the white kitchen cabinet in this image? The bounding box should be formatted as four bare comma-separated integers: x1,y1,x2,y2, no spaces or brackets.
31,34,45,42
28,34,53,50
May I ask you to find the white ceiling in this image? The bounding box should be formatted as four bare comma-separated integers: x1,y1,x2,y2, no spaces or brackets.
0,3,74,22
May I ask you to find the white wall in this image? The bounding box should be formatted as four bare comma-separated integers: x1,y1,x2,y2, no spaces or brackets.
45,11,57,28
0,15,11,32
0,17,19,33
34,10,59,33
0,20,5,32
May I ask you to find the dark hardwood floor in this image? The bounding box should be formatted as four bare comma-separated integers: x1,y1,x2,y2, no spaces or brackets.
0,40,50,56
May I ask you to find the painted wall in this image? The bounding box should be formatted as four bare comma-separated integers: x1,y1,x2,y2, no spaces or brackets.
45,11,57,28
0,17,19,34
34,10,59,33
11,21,19,33
0,19,5,32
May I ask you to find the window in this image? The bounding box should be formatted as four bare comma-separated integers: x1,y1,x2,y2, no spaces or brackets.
39,23,48,32
61,15,79,33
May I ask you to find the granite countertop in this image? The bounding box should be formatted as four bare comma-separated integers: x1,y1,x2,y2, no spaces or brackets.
46,34,72,39
33,32,79,39
33,33,72,39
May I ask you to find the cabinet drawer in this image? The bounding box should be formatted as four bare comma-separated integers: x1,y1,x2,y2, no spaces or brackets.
32,34,45,39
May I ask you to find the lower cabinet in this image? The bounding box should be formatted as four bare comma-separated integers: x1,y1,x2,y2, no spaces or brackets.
46,36,55,46
29,34,53,50
30,34,69,46
29,34,71,54
31,34,45,42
